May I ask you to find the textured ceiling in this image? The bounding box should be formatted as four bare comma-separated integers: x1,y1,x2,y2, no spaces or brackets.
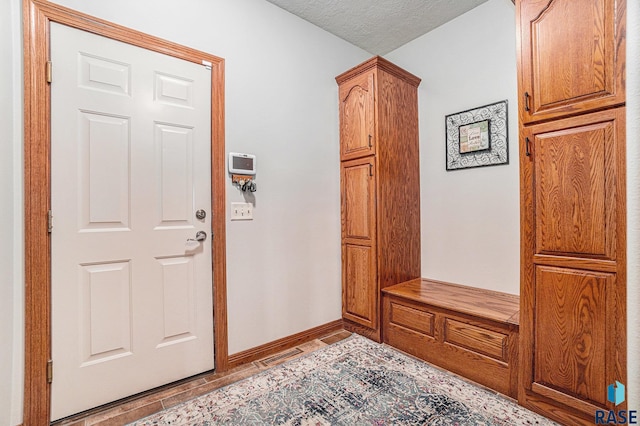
264,0,490,55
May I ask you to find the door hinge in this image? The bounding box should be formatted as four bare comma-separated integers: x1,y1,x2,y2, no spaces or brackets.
47,359,53,384
46,61,52,84
48,210,53,233
202,60,212,70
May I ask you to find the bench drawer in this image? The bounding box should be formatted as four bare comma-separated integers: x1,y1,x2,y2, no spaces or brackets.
389,301,435,337
444,318,508,362
382,291,519,398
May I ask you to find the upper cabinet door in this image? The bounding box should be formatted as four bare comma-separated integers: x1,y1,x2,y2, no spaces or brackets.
339,71,376,161
341,157,376,242
518,0,626,124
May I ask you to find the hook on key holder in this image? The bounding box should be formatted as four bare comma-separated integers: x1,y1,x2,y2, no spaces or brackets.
232,174,257,192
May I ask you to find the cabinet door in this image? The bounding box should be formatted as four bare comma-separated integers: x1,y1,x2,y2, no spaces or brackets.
341,157,376,242
341,156,377,328
339,71,375,161
342,243,377,328
518,0,625,124
531,267,614,411
520,108,626,421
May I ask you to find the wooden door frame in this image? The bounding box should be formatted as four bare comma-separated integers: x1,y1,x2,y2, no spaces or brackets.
23,1,228,423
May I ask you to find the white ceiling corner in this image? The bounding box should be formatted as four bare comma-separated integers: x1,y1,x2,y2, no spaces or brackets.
263,0,490,55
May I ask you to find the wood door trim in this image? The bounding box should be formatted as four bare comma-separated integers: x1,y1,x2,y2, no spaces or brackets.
23,1,228,424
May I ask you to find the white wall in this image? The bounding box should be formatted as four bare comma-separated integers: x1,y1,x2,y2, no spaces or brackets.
1,0,23,424
386,0,519,294
0,0,14,420
3,0,368,422
626,0,639,409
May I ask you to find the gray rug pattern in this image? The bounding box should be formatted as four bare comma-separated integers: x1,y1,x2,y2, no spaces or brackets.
131,335,557,425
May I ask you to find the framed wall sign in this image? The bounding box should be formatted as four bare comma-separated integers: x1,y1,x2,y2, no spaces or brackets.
459,119,491,154
445,100,508,171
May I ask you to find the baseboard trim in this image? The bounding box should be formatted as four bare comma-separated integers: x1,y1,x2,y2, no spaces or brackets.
343,318,381,342
227,319,344,369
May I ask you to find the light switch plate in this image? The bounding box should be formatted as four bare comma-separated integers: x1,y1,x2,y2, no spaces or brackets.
231,202,253,220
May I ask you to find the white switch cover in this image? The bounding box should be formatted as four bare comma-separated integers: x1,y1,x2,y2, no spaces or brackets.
231,202,253,220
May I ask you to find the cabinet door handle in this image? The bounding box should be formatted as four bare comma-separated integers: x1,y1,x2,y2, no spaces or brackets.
525,137,531,157
368,134,372,148
369,163,373,176
524,92,531,112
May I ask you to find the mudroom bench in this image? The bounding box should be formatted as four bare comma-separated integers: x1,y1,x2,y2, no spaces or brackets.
382,278,520,398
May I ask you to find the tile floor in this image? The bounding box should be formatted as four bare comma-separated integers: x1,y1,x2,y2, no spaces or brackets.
52,330,353,426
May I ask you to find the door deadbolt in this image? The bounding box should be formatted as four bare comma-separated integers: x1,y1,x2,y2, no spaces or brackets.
196,209,206,220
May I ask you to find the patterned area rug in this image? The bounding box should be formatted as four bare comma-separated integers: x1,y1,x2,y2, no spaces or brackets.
131,335,556,425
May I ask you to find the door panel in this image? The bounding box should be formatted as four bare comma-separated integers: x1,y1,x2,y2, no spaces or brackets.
533,120,616,259
155,124,194,225
156,256,197,346
80,112,131,229
342,157,375,241
343,243,377,327
79,52,131,95
51,23,213,420
533,266,611,410
519,0,625,123
80,261,132,365
155,72,195,108
339,71,375,160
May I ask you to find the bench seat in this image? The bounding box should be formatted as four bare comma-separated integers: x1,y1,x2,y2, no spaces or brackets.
382,278,519,398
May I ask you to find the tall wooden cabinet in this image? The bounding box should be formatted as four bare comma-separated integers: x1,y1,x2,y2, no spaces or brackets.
516,0,627,424
336,56,421,342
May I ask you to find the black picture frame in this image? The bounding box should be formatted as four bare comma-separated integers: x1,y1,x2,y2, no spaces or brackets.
445,100,508,171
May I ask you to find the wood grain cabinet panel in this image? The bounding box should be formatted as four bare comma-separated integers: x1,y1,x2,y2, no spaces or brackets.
530,112,620,260
533,266,612,410
342,158,375,241
444,318,508,362
517,1,627,421
342,243,376,328
339,71,375,161
518,0,626,124
389,302,434,337
337,57,421,341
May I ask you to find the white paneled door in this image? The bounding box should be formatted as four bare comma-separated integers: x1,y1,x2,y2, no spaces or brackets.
50,23,214,420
